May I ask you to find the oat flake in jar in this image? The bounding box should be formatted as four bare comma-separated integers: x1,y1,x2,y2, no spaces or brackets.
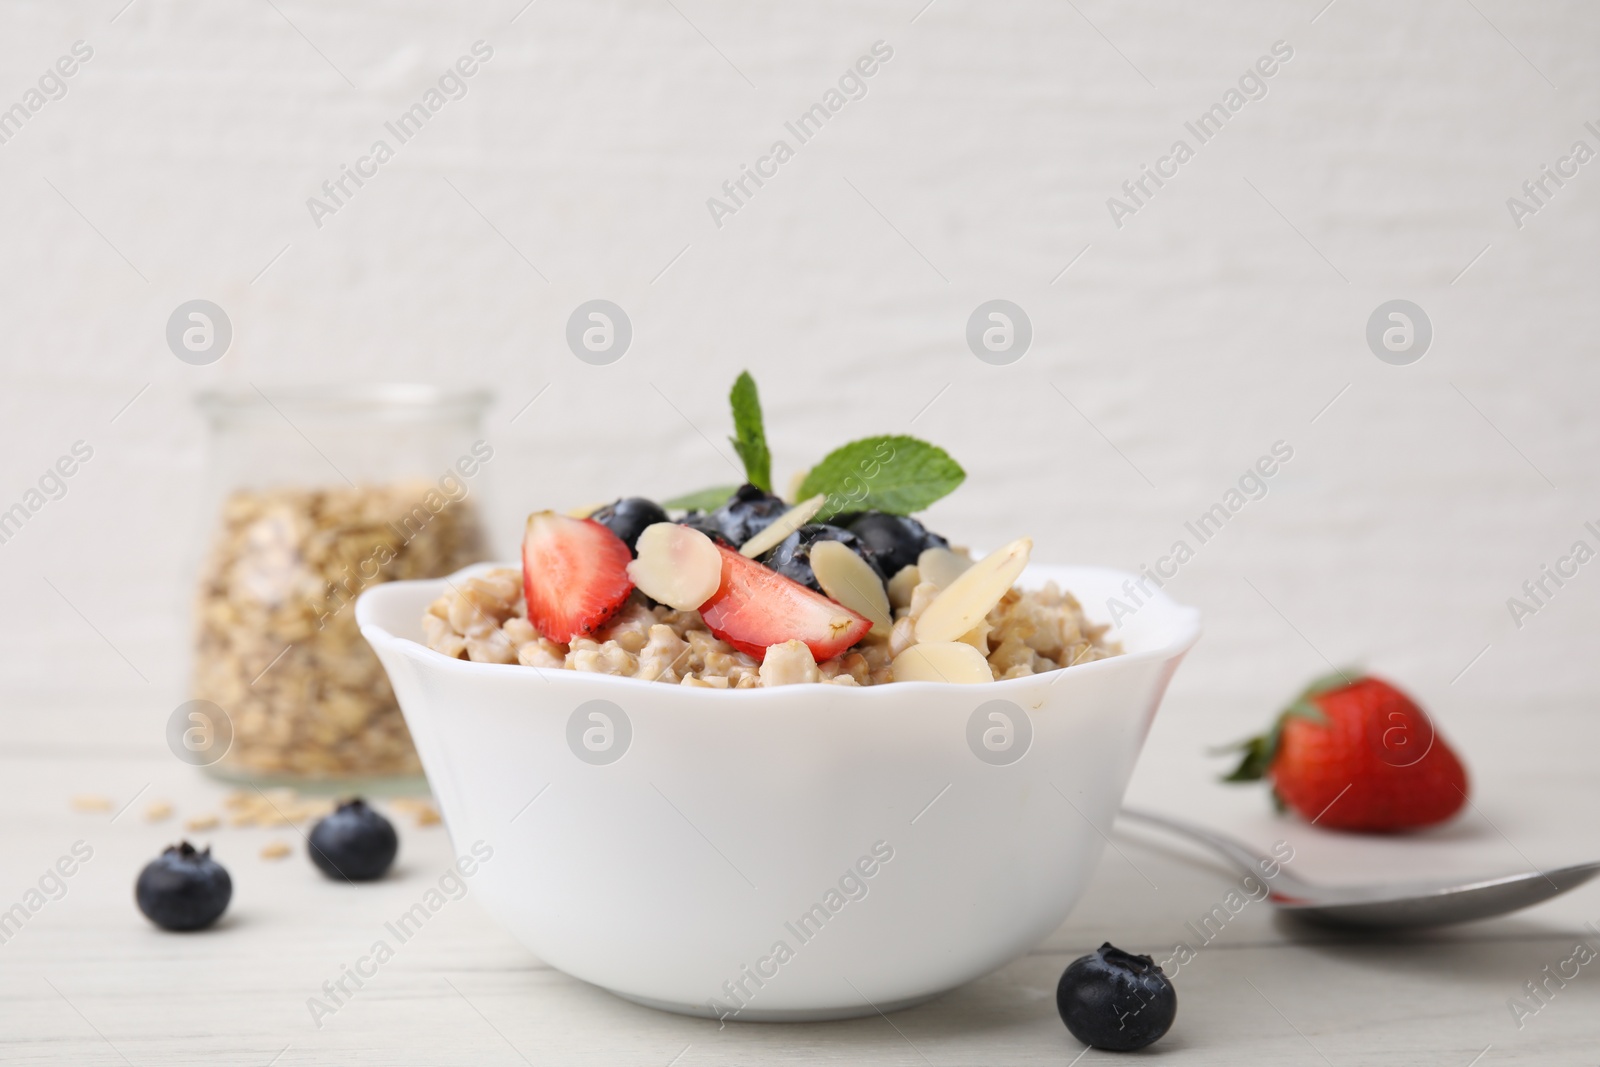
191,386,493,784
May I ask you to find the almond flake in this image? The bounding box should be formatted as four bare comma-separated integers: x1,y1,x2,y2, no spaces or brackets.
628,522,723,610
810,540,892,635
887,564,921,610
260,840,292,860
914,538,1032,644
785,469,811,503
892,642,994,684
917,547,973,589
738,494,826,558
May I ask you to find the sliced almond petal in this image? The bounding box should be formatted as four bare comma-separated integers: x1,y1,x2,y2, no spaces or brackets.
565,501,607,519
914,538,1032,644
956,618,992,655
892,641,994,684
627,522,723,610
810,540,892,635
785,468,811,503
887,564,921,610
917,546,974,589
739,494,826,558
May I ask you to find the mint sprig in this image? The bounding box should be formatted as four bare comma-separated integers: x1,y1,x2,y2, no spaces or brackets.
681,374,966,519
728,371,771,492
798,435,965,519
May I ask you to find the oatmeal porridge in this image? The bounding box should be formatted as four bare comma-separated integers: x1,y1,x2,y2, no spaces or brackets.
422,554,1117,687
413,370,1119,689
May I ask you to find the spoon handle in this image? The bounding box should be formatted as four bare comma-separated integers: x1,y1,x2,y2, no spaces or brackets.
1118,807,1314,892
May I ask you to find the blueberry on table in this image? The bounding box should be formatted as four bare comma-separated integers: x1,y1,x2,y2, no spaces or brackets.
1056,943,1176,1052
589,497,668,554
761,523,883,593
842,512,949,578
135,842,232,931
308,798,398,882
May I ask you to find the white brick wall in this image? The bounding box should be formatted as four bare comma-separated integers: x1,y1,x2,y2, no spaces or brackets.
1,0,1595,752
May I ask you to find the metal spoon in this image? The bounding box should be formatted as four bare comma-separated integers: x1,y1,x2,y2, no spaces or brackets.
1119,807,1600,930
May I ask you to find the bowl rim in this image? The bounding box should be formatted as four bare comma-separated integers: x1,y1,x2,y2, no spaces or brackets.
357,560,1202,699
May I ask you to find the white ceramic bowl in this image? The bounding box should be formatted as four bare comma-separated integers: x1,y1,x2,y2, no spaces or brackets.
357,561,1199,1021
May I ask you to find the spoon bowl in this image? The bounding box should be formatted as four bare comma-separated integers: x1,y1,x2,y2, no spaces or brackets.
1120,808,1600,930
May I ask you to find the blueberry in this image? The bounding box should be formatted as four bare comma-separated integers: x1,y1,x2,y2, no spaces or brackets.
842,512,949,578
1056,943,1176,1052
704,484,789,546
677,512,734,546
135,842,232,931
308,798,398,881
590,497,668,555
761,523,884,593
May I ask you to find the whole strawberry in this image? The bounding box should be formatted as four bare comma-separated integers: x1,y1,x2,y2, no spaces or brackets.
1222,672,1468,833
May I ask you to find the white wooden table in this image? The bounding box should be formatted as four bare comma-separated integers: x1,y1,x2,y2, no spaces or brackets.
3,694,1596,1065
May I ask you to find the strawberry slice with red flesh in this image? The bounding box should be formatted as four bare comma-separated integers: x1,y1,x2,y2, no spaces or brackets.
521,511,634,644
698,544,871,662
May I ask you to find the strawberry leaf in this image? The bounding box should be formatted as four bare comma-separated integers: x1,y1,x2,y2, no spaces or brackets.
1221,734,1273,782
1283,699,1329,724
662,485,739,512
728,371,772,492
1220,669,1363,786
798,435,965,519
1298,668,1360,701
1282,668,1359,723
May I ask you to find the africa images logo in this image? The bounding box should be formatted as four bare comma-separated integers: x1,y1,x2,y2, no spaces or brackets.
967,700,1032,766
567,700,631,765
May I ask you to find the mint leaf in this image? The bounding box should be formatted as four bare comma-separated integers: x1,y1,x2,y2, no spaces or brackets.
797,435,965,519
662,485,739,512
728,371,771,492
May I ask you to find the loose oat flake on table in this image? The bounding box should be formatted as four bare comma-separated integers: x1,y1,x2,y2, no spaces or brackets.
423,372,1118,686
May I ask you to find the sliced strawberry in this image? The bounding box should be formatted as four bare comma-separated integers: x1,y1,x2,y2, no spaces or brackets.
699,544,871,662
521,511,634,644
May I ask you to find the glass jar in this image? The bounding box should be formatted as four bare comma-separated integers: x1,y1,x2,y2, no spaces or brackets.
191,386,493,785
